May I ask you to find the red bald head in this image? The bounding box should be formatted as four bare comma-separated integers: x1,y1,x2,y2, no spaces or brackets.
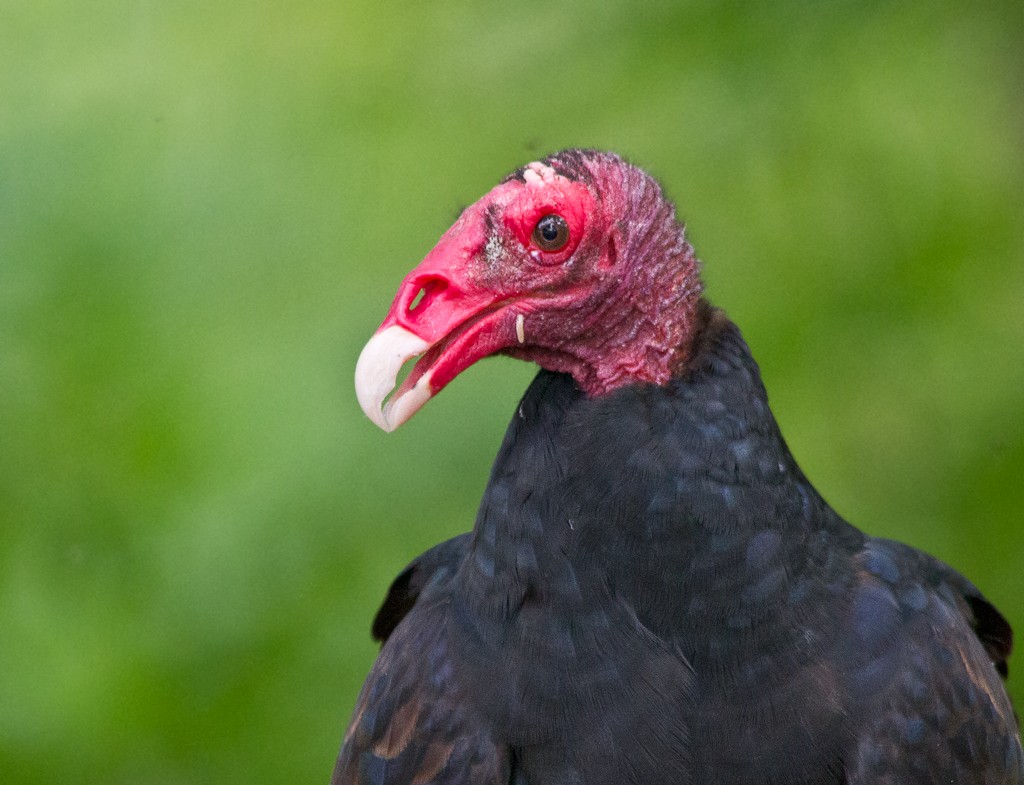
355,150,703,430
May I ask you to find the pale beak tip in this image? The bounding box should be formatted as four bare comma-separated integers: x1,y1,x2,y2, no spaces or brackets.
354,325,433,431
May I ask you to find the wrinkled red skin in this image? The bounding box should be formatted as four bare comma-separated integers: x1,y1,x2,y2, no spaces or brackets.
375,151,703,402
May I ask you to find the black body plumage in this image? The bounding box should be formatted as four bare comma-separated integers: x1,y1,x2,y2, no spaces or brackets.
334,304,1021,784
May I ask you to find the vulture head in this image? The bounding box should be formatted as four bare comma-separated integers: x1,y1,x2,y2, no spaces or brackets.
355,149,703,431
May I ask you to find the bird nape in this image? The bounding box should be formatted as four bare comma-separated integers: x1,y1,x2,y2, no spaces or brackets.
339,149,1022,785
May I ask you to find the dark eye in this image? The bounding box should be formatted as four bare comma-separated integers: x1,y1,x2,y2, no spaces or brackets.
531,214,570,252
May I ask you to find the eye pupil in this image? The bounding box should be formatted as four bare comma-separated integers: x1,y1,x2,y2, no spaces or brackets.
532,214,569,252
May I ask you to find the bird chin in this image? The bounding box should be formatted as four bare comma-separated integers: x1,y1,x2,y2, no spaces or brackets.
354,325,434,432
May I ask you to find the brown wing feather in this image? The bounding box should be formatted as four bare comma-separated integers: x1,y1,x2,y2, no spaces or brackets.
333,595,509,785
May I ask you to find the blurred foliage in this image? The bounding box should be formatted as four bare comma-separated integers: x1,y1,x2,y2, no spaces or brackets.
1,0,1022,782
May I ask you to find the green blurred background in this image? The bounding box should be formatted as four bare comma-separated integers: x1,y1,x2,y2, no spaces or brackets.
2,0,1022,782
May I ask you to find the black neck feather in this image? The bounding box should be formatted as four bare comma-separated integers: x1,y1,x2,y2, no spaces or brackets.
462,303,863,657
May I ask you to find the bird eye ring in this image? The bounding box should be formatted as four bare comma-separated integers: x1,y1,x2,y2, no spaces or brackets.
531,214,570,252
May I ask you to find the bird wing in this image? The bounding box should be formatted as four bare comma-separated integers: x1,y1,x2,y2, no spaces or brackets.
842,538,1022,783
370,534,470,643
333,534,504,785
331,593,510,785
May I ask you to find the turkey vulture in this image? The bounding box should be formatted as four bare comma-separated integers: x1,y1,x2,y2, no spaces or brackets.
339,149,1022,784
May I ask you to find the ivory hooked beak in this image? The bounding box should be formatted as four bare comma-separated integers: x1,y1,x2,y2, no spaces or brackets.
354,326,433,432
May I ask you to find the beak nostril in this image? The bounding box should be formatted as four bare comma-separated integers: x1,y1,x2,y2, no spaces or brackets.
404,277,448,318
409,288,427,312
